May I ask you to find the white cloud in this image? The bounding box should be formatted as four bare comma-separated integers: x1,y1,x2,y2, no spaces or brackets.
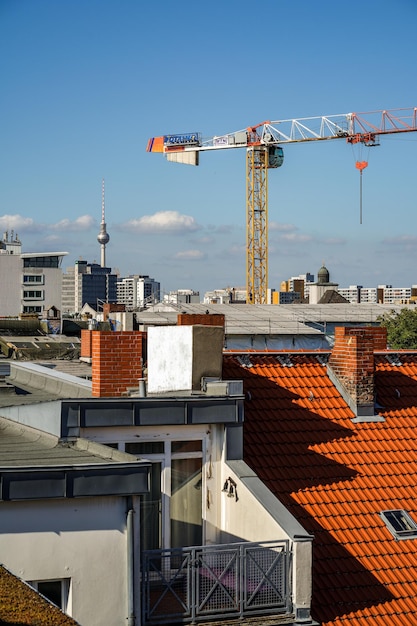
0,214,95,237
319,236,346,245
280,232,313,243
383,234,417,248
269,221,298,233
50,215,95,231
0,214,38,232
207,224,235,234
121,211,200,234
43,234,62,242
173,249,206,260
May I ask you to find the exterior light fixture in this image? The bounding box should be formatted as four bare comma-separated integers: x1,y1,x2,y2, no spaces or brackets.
222,477,238,502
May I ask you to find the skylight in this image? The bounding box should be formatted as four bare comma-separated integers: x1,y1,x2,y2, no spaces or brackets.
380,509,417,539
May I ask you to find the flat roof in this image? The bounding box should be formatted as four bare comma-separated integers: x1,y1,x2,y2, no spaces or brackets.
21,251,68,257
0,416,150,500
140,302,412,335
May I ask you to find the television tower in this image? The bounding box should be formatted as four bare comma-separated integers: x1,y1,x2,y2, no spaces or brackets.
97,178,110,267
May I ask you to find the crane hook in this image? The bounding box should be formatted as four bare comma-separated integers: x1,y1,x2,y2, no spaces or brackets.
355,161,368,224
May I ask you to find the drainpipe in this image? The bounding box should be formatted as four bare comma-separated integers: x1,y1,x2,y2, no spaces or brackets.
126,497,135,626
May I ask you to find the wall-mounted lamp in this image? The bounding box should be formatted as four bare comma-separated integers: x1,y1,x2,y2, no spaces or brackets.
222,477,238,502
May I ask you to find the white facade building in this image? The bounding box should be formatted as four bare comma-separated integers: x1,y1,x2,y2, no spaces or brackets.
0,407,149,626
0,232,67,317
358,287,377,303
377,285,412,304
203,287,246,304
338,286,363,304
338,285,412,305
116,274,160,309
164,289,200,305
0,335,316,626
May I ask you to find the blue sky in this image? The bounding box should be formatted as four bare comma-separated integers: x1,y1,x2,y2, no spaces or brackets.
1,0,416,297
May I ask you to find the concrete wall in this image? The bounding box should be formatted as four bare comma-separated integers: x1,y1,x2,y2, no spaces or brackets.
147,325,223,394
218,460,313,619
42,266,64,312
0,495,140,626
0,254,21,315
8,362,92,398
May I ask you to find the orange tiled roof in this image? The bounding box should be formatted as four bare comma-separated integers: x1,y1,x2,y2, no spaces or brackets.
0,564,79,625
223,352,417,626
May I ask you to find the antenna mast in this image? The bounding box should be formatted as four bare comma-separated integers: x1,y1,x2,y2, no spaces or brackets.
97,178,110,267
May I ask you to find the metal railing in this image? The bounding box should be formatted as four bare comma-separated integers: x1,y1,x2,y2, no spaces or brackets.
142,540,291,624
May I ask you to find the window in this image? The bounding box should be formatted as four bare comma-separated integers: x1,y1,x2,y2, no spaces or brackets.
125,439,203,550
30,579,70,612
23,290,44,299
380,509,417,539
24,256,60,268
23,274,44,283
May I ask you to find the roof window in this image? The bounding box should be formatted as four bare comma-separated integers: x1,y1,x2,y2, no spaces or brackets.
380,509,417,539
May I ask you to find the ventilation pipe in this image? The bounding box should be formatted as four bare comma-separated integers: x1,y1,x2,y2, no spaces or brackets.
126,497,135,626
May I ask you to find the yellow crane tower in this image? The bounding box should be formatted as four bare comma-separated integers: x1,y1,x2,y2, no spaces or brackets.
147,107,417,304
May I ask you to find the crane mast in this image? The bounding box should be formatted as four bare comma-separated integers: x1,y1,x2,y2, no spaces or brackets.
247,147,268,304
147,107,417,304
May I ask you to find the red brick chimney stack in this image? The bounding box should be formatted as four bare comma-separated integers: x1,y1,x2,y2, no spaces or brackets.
328,326,387,418
81,330,146,397
177,313,225,328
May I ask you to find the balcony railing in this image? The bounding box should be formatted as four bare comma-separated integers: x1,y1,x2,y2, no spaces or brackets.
142,540,291,624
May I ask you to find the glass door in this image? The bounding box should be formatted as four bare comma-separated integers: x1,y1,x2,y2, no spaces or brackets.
126,439,203,550
170,456,202,547
141,462,162,551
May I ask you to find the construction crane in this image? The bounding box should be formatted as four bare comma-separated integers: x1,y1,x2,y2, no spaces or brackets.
147,107,417,304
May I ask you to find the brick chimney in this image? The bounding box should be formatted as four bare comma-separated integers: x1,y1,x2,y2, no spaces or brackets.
88,331,146,397
177,313,225,328
328,326,387,420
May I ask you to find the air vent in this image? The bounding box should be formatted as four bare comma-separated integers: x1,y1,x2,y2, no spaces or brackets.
205,380,243,396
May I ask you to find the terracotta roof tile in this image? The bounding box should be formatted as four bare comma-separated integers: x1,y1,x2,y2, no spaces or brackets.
0,565,79,625
223,351,417,625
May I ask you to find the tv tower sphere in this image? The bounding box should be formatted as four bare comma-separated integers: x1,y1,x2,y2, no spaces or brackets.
97,227,110,246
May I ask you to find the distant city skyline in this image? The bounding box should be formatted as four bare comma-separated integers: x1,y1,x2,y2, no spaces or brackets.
1,1,416,297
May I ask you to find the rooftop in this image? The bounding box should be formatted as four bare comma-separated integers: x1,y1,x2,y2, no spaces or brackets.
223,350,417,625
0,564,79,625
141,302,412,336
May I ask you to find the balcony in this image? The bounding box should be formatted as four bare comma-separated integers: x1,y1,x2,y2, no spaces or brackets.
141,540,306,625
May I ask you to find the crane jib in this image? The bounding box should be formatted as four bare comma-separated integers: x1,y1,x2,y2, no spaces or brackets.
147,106,417,304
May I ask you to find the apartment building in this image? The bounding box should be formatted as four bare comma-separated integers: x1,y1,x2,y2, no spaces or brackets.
116,274,160,309
0,324,316,626
0,231,67,317
338,285,415,305
62,260,118,314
